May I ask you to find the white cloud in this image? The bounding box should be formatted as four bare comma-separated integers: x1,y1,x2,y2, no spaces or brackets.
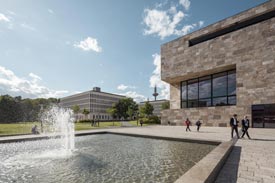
117,84,136,91
48,9,54,14
149,54,170,100
143,9,185,39
7,10,16,16
198,20,204,27
0,13,10,22
74,37,102,52
179,0,191,10
20,23,36,31
0,65,68,98
143,1,203,39
118,91,146,103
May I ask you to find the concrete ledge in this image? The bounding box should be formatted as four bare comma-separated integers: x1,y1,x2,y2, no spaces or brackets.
107,132,221,146
0,130,220,145
174,140,234,183
0,135,58,143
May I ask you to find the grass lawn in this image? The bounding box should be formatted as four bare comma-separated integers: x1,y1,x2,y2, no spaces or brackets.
0,121,149,136
75,121,123,131
0,122,40,136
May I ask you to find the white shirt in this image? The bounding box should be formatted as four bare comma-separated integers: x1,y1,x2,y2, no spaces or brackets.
233,118,237,126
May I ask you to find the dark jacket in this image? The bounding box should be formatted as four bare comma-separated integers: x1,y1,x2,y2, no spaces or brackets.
242,119,250,128
230,118,239,127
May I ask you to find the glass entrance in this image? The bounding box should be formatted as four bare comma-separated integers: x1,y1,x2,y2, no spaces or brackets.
252,104,275,128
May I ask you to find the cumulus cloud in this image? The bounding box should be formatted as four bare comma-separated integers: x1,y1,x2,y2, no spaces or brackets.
118,91,146,103
20,23,36,31
48,9,54,14
0,13,10,22
117,84,136,91
198,20,204,27
74,37,102,52
149,54,169,99
0,65,68,98
143,0,203,39
179,0,191,10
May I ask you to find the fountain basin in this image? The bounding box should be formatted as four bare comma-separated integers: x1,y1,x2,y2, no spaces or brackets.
0,134,216,183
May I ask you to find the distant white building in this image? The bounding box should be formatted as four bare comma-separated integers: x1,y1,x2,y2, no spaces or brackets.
60,87,126,120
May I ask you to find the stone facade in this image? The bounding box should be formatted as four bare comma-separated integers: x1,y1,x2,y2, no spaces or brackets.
161,1,275,126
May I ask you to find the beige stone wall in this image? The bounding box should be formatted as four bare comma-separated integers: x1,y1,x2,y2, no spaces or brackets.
161,1,275,126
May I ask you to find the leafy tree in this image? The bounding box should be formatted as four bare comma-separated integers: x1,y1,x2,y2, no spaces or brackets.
0,95,59,123
72,105,80,122
161,101,170,110
140,101,154,117
0,95,22,122
107,98,138,120
82,108,90,119
106,107,118,120
127,103,138,120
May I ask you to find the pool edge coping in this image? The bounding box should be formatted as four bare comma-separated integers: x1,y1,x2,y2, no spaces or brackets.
174,138,236,183
0,130,233,183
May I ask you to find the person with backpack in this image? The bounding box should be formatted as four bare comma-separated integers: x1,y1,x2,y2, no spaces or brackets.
185,118,191,132
195,119,202,132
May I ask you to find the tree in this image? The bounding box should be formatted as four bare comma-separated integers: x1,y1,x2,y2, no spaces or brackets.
72,105,80,122
140,101,154,117
0,95,22,123
107,98,138,120
82,108,90,120
106,107,118,120
127,103,138,120
0,95,59,123
161,101,170,110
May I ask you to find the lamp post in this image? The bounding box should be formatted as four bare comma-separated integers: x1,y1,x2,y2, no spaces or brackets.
39,104,44,133
136,111,139,126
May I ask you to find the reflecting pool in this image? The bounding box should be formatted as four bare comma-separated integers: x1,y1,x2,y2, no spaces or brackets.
0,134,216,183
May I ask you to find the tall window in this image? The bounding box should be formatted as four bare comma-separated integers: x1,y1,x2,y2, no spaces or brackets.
181,69,236,108
199,76,211,107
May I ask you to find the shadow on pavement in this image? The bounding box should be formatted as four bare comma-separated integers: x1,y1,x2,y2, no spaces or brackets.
251,138,275,142
215,146,242,183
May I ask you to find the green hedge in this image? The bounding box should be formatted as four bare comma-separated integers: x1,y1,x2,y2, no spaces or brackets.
143,116,160,124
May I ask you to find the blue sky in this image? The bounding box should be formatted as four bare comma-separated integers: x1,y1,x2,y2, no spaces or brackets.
0,0,268,102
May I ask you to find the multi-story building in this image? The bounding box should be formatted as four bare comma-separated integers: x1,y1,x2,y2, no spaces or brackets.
60,87,126,120
139,100,169,117
161,1,275,127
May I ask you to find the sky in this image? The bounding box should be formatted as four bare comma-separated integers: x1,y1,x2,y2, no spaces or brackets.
0,0,269,102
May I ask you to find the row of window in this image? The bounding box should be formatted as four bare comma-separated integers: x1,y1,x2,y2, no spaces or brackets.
181,70,236,108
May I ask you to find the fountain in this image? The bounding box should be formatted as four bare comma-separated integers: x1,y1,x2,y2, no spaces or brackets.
40,106,75,155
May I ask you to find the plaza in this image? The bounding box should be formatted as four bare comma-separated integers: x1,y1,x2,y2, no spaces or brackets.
1,125,275,182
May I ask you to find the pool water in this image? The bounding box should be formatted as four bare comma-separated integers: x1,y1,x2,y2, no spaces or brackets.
0,134,216,183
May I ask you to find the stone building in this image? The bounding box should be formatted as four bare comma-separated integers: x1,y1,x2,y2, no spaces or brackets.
161,1,275,127
60,87,126,120
139,100,169,117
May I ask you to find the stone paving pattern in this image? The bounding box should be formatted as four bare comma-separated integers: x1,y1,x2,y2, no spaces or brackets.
1,126,275,182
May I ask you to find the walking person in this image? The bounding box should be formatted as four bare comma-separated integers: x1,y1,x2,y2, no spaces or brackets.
140,119,143,127
241,116,251,139
230,114,240,138
195,119,202,132
185,118,191,132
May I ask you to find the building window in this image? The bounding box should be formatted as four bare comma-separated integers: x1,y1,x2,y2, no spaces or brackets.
181,69,236,108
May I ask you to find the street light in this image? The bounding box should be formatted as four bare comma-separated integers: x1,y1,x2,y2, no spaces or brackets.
136,111,139,126
39,104,44,133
